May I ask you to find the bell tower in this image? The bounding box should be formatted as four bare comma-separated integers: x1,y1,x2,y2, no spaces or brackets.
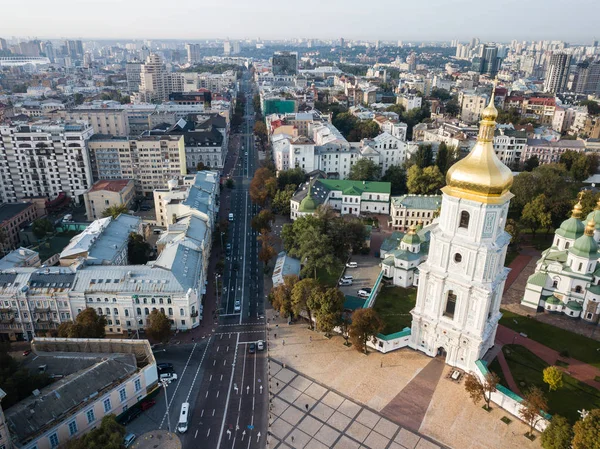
409,84,514,370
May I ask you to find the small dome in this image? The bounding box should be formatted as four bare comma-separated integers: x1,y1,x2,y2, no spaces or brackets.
402,225,421,245
298,183,317,213
586,198,600,229
569,220,598,259
556,201,585,240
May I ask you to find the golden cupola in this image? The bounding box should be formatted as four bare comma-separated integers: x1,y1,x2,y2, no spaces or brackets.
442,83,514,204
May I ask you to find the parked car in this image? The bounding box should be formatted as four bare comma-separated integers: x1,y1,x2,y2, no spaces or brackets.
141,400,156,411
342,275,353,280
228,213,234,221
23,349,32,356
357,287,372,298
248,343,256,354
346,262,358,268
160,372,178,383
123,433,137,447
339,279,352,286
257,340,265,351
121,408,142,425
234,300,241,312
157,362,174,372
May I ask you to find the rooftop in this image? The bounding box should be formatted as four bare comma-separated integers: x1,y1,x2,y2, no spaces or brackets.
391,194,441,210
0,202,33,223
87,179,133,194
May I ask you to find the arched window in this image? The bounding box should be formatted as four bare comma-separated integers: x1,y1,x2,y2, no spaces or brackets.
167,298,172,304
159,298,164,304
443,291,457,319
97,308,102,315
105,307,110,315
125,309,130,317
180,308,185,316
135,298,139,304
168,308,173,316
459,211,470,229
151,298,156,304
575,285,583,293
144,307,149,315
160,307,165,315
565,242,570,249
552,279,558,288
113,308,118,315
136,308,141,316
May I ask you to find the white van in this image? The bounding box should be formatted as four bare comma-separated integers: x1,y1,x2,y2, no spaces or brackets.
228,213,234,221
177,402,189,433
346,262,358,268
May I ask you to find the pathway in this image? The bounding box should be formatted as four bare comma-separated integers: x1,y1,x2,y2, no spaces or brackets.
381,358,446,432
503,254,533,292
496,325,600,390
494,349,521,395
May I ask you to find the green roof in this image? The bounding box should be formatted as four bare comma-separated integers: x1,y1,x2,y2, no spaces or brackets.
566,301,583,311
569,234,599,259
402,233,421,245
527,272,547,287
391,194,441,210
545,295,562,305
376,327,411,341
556,217,585,240
587,209,600,229
298,187,318,213
380,232,404,252
318,179,391,195
588,284,600,295
391,249,423,261
382,257,395,266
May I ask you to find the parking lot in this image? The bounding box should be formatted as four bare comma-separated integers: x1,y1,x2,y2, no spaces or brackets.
337,254,382,298
125,342,210,437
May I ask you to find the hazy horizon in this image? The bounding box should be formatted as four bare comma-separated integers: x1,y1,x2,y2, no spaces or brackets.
2,0,599,43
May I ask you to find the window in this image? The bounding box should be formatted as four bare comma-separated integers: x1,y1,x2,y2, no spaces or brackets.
575,285,583,293
113,308,118,315
103,397,112,412
565,242,570,249
136,307,141,316
68,420,78,436
134,378,142,392
144,307,149,315
454,253,462,263
578,263,583,271
443,291,457,319
86,408,95,424
459,211,470,229
125,309,129,317
180,308,185,316
552,280,558,288
119,388,127,402
48,433,59,448
168,308,173,316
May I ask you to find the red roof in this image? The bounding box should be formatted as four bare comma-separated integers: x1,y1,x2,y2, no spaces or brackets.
89,179,132,193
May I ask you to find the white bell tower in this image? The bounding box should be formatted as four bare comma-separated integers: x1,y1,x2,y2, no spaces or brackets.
409,85,514,371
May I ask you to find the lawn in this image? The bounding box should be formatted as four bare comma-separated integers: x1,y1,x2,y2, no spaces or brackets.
493,344,600,424
316,263,344,288
373,286,417,335
499,310,600,369
504,248,519,266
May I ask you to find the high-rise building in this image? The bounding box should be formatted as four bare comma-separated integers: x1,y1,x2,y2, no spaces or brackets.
126,61,143,93
272,51,298,76
65,40,83,59
0,121,95,204
41,40,55,62
410,90,514,371
0,38,8,51
232,41,241,55
573,60,600,95
407,52,417,72
479,44,500,77
136,54,183,103
340,37,345,48
223,40,231,55
543,52,572,93
185,43,201,64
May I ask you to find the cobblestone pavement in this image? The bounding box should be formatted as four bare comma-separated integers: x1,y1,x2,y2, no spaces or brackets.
130,430,181,449
267,360,445,449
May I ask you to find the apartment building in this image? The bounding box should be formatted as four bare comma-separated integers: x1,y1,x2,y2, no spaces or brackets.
2,338,157,449
88,135,186,196
493,128,527,167
524,138,586,163
0,203,39,253
84,179,136,220
0,121,94,204
65,107,129,136
396,93,422,112
458,90,489,124
0,247,41,270
389,194,441,230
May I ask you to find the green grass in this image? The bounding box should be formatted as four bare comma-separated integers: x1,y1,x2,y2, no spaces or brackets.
373,286,417,335
499,310,600,369
498,344,600,424
316,263,344,288
488,357,508,387
504,248,520,266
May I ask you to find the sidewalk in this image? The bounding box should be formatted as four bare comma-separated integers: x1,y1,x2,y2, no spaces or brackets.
495,349,522,395
496,325,600,390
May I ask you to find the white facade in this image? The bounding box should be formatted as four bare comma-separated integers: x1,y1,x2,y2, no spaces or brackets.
459,91,489,124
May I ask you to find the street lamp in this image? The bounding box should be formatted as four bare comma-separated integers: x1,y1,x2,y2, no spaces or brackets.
161,379,172,434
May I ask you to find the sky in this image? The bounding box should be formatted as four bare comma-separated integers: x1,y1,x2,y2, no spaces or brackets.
2,0,598,44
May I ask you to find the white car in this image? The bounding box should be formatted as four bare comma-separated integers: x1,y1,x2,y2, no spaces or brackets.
342,275,353,281
339,279,353,286
234,300,241,312
346,262,358,268
257,340,265,351
160,372,178,383
357,288,372,298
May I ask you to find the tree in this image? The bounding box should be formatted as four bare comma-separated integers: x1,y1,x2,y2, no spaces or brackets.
291,278,322,329
445,99,460,117
196,161,210,171
101,203,129,219
311,288,345,335
523,156,539,172
250,167,277,206
128,232,152,264
32,218,53,239
430,88,452,101
332,112,359,137
463,371,499,410
57,308,107,339
348,308,384,354
254,121,268,142
270,275,298,317
406,165,445,194
521,194,552,238
225,178,234,189
543,366,564,391
277,168,305,190
146,309,172,342
519,386,548,438
62,415,125,449
579,99,600,116
541,415,573,449
348,159,381,181
410,144,434,169
572,409,600,449
73,92,85,105
381,164,407,195
435,142,450,175
505,218,521,246
251,209,274,233
272,185,296,215
258,232,277,265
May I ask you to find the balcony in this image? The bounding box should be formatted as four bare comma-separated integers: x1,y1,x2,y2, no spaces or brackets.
34,307,51,313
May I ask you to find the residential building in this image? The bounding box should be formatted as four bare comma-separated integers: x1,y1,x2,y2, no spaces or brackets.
396,94,422,112
521,199,600,327
572,60,600,95
59,214,141,267
84,179,136,221
290,179,391,220
493,128,527,167
135,54,188,103
0,388,10,449
389,194,441,231
360,133,408,174
373,116,407,141
65,107,130,136
185,43,201,64
458,90,489,124
126,61,142,93
409,91,513,371
0,247,40,270
0,203,39,253
2,338,157,449
479,44,500,77
88,135,186,196
0,121,95,205
543,53,572,93
523,138,586,164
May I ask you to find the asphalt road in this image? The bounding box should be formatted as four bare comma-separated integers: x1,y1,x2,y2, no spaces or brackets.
179,71,268,449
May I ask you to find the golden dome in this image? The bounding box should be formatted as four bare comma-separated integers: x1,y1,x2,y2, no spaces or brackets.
442,82,514,204
585,219,596,237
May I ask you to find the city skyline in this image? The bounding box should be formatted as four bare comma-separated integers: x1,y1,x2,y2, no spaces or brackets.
2,0,599,43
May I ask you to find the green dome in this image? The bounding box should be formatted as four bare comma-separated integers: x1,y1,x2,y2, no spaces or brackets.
587,209,600,230
298,183,317,213
545,295,562,305
556,217,584,240
402,225,421,245
566,300,583,311
569,221,599,259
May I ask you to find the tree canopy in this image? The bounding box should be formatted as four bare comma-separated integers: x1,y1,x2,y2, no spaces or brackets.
541,415,573,449
32,218,54,239
572,409,600,449
348,308,384,354
348,159,381,181
521,194,552,237
272,185,296,216
406,165,445,194
250,167,277,206
519,386,548,438
62,415,125,449
128,233,152,265
381,164,407,195
270,275,298,317
101,204,129,219
145,309,172,343
277,168,305,190
409,144,434,169
0,349,52,409
542,366,564,391
57,308,107,339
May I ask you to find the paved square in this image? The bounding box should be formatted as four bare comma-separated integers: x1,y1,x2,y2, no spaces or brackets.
356,408,381,428
364,430,391,449
327,410,352,431
298,415,323,435
310,401,335,422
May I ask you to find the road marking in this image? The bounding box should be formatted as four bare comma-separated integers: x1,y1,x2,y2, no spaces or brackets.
207,428,211,437
217,390,220,398
213,360,216,366
216,332,240,449
206,391,209,398
213,408,216,416
239,190,248,325
201,409,204,417
223,359,227,366
220,374,223,381
194,429,198,438
209,374,212,381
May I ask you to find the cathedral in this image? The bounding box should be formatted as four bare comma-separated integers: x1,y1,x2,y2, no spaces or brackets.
409,86,514,371
521,197,600,325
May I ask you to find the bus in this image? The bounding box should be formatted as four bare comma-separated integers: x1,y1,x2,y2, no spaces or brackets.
177,402,189,433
